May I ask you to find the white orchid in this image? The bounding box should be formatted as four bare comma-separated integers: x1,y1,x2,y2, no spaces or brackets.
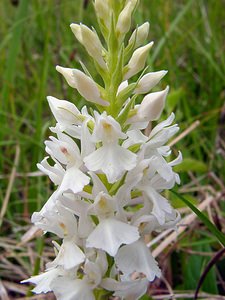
84,112,137,183
23,0,183,299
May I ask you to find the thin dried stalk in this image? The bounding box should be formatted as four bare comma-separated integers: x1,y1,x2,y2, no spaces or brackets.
168,120,200,147
151,292,225,299
0,171,43,179
0,279,10,300
2,280,26,295
160,275,175,300
0,145,20,227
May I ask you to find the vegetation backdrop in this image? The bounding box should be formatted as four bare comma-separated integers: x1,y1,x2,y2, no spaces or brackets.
0,0,225,299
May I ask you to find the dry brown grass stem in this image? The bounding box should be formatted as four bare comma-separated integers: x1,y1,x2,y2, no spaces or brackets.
0,145,20,227
0,279,10,300
168,120,200,147
208,172,225,190
160,275,175,300
19,226,43,246
151,292,225,299
180,185,217,195
151,193,221,258
2,281,26,296
0,171,43,179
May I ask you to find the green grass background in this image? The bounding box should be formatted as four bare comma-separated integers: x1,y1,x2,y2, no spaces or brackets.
0,0,225,298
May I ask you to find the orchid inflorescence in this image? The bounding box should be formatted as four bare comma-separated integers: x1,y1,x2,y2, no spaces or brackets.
22,0,182,299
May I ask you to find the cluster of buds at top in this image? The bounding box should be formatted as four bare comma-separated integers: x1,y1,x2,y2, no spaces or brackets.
22,0,182,299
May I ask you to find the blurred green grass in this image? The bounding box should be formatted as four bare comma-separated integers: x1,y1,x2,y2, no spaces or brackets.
0,0,225,298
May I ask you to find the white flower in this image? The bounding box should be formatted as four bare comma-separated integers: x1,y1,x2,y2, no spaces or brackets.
56,66,109,106
134,70,168,94
23,0,184,297
49,237,85,270
137,86,169,121
60,195,94,239
21,267,63,294
88,191,116,219
57,165,90,196
115,239,161,281
94,0,110,29
132,206,180,235
128,22,150,49
55,66,76,88
84,112,137,183
70,23,107,69
44,131,90,194
51,259,105,300
52,277,95,300
86,218,140,256
116,0,138,37
47,96,85,137
124,42,154,80
37,156,64,185
80,120,96,158
138,183,173,225
31,202,78,239
47,96,83,125
126,86,170,127
117,80,129,95
101,277,149,300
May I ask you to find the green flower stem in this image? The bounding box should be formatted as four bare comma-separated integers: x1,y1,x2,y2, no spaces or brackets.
104,11,123,117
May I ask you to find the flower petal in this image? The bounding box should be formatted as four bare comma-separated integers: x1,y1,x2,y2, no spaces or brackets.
86,218,140,256
134,71,167,94
84,144,137,183
101,277,149,300
21,268,61,294
137,86,169,121
58,166,90,195
47,96,83,127
144,187,172,225
115,239,161,281
51,277,94,300
49,238,85,270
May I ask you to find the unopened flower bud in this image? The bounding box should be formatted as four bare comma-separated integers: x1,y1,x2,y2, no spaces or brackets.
56,66,76,88
70,23,106,69
47,96,84,127
128,22,150,48
134,70,168,94
94,0,110,28
56,66,108,106
138,86,169,121
72,69,109,106
116,0,138,37
124,42,154,80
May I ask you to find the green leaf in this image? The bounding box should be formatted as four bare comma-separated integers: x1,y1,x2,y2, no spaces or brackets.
171,191,225,246
173,158,208,173
183,244,218,294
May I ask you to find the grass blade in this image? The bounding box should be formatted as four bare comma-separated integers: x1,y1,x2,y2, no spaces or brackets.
150,0,194,63
1,0,29,113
